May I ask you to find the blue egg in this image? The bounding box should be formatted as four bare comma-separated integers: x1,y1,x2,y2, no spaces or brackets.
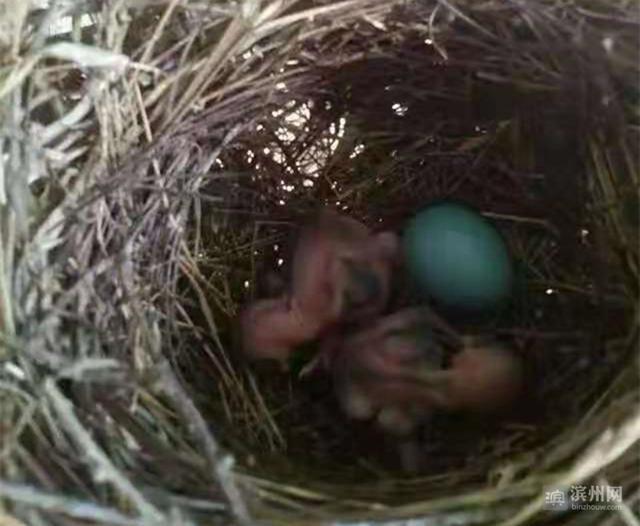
403,201,514,313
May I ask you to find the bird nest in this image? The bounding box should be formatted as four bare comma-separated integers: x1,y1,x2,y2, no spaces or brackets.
1,1,639,525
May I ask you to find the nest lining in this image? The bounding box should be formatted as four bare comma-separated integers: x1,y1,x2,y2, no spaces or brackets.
1,1,639,526
192,2,634,481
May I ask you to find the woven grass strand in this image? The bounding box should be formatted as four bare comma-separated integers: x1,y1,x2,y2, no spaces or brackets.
0,1,637,525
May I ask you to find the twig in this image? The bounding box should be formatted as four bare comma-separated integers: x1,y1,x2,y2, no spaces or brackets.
436,0,497,39
480,211,554,231
40,93,93,146
598,477,640,526
499,406,640,526
44,380,165,524
0,479,155,526
153,361,252,526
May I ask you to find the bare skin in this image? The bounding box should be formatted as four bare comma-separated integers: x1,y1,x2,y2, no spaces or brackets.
239,297,321,363
291,210,398,325
328,307,523,434
240,209,398,364
328,308,445,434
411,343,524,413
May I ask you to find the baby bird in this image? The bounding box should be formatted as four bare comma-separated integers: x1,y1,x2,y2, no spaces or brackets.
418,341,524,414
239,297,320,363
240,210,398,364
291,209,398,325
329,307,523,433
328,307,445,435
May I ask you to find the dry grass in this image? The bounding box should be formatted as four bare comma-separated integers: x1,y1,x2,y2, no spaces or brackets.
0,1,638,525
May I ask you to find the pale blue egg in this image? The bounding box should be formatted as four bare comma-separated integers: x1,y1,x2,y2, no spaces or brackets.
403,201,514,313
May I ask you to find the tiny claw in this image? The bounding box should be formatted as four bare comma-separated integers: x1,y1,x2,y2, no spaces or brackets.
341,383,375,420
297,352,324,378
376,406,418,436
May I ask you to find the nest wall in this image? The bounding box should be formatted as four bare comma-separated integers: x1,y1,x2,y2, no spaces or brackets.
1,1,638,526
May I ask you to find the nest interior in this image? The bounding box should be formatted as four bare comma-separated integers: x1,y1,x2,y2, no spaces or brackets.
1,2,639,526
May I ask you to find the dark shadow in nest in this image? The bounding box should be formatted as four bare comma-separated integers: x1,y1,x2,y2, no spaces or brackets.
179,31,633,487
